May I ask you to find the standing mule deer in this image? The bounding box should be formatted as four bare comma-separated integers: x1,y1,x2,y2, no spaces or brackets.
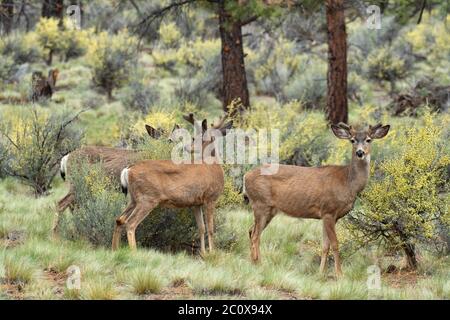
112,114,233,254
53,124,177,235
31,69,59,102
243,123,390,277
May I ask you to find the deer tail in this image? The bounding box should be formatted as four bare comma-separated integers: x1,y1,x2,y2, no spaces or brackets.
60,154,69,181
120,167,129,196
243,173,249,204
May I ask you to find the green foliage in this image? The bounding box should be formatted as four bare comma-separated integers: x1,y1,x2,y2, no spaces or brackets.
0,107,83,196
59,160,126,247
345,112,450,263
0,32,43,65
119,72,160,114
365,46,408,90
87,29,137,99
0,54,15,82
158,22,182,48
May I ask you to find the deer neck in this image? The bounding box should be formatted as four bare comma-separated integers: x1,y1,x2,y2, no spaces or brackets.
348,154,370,195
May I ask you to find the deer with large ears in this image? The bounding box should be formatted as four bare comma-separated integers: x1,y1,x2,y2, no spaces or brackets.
112,114,233,254
243,122,390,277
53,124,178,235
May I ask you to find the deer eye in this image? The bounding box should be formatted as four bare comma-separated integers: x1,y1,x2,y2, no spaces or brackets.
350,138,356,144
366,138,372,143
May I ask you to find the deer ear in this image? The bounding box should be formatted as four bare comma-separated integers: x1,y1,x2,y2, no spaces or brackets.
145,124,161,139
201,119,208,133
369,124,390,139
219,121,233,136
331,123,352,139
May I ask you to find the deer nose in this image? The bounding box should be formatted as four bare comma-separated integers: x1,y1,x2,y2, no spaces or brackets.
356,150,365,158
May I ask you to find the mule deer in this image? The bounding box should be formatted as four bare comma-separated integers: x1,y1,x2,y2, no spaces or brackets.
243,123,390,277
31,69,59,102
112,114,232,254
53,124,176,235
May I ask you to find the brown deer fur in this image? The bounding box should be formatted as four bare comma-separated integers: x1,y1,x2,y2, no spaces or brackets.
112,114,232,254
244,123,390,277
53,125,170,235
31,69,59,102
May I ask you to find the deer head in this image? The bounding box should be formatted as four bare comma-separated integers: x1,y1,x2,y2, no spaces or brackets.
331,122,390,161
182,113,233,162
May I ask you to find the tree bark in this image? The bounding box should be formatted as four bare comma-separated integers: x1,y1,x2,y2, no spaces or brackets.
325,0,348,125
401,241,418,270
41,0,64,20
218,1,250,114
1,0,14,34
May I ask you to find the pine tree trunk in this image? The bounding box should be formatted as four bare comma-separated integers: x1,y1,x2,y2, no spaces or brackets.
41,0,64,21
326,0,348,125
47,48,54,66
218,1,250,114
1,0,14,34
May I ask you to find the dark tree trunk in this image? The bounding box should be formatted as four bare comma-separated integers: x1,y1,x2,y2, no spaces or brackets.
401,241,418,270
41,0,63,21
218,1,250,114
395,223,418,270
46,48,54,65
1,0,14,34
326,0,348,125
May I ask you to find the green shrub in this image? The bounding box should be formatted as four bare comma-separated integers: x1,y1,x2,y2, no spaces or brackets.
35,17,65,65
59,160,126,246
364,46,408,93
120,73,160,114
0,54,15,82
87,29,137,100
344,112,450,269
0,107,83,196
0,32,42,65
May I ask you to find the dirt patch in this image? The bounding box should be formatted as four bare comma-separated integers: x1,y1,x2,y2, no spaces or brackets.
145,279,194,300
43,267,67,297
1,230,26,248
0,280,26,299
262,285,313,300
382,270,424,289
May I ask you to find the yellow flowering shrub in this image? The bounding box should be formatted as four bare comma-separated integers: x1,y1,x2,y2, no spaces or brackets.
35,17,63,63
0,107,83,196
365,47,407,86
87,29,137,99
158,22,181,47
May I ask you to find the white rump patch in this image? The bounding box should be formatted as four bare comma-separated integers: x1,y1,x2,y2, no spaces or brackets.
60,154,69,175
120,167,129,190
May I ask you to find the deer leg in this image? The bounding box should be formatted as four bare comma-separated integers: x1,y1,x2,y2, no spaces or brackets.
53,191,76,237
124,201,158,251
250,205,274,263
112,201,136,250
193,206,206,256
204,202,215,252
319,219,331,274
323,216,342,278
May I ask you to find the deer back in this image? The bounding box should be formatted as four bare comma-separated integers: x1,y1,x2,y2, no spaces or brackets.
245,164,355,219
128,160,224,208
68,146,140,182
